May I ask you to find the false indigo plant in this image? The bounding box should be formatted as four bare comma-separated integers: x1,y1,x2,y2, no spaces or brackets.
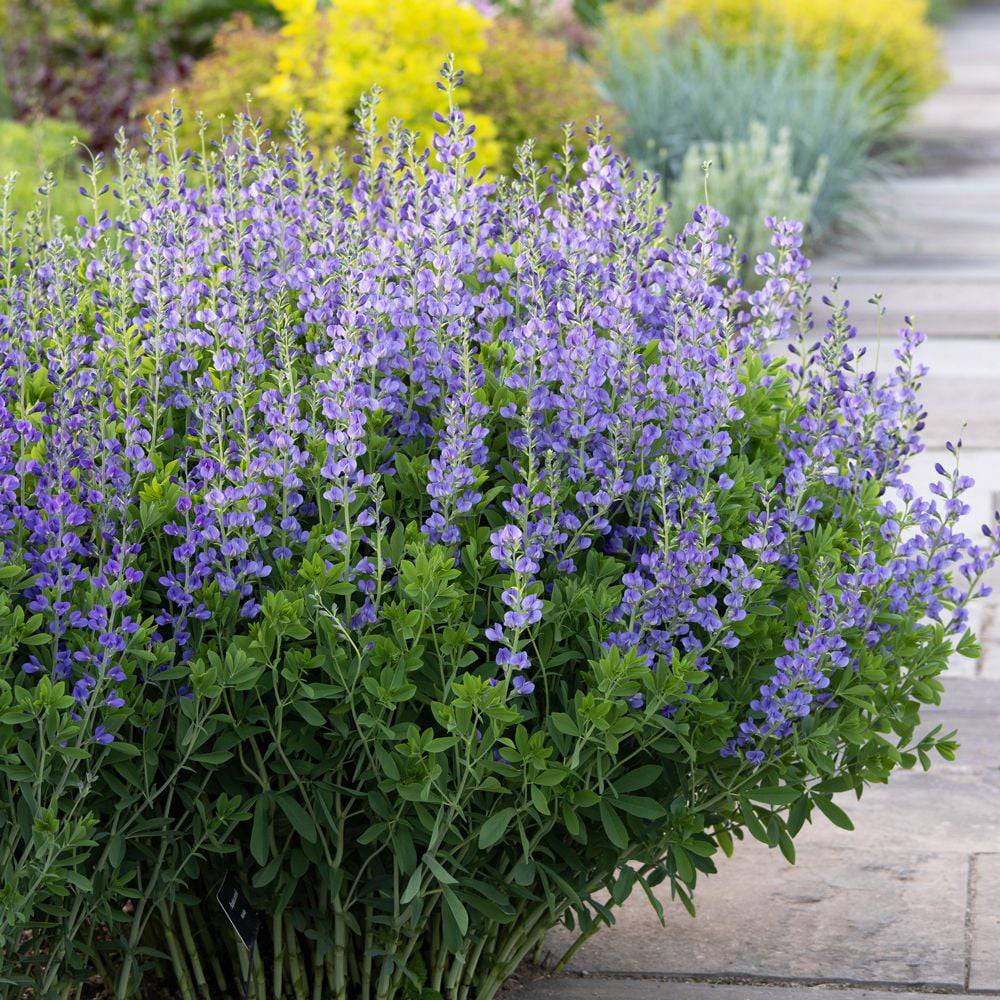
0,66,995,1000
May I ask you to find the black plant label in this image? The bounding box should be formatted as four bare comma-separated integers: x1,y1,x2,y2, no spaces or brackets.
216,872,260,951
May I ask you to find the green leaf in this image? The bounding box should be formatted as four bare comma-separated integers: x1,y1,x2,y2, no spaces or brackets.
615,795,666,820
400,868,423,906
550,713,579,736
747,603,783,616
672,844,694,885
277,795,317,844
252,856,282,889
562,803,581,837
529,782,550,815
441,886,469,937
814,795,854,831
716,827,734,858
778,830,796,864
739,798,769,843
422,854,457,886
295,701,326,727
748,786,800,807
478,807,515,849
614,765,662,793
250,796,270,866
191,750,233,766
956,629,981,659
599,801,628,850
674,881,697,918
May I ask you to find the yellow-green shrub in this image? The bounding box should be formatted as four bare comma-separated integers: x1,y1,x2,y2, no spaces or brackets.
610,0,943,126
264,0,501,168
465,18,621,173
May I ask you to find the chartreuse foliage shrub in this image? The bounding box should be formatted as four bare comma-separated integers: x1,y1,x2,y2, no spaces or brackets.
0,71,994,1000
263,0,501,167
611,0,943,128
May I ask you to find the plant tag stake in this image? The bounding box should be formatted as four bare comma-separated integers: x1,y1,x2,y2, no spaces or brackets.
216,873,260,999
217,872,259,949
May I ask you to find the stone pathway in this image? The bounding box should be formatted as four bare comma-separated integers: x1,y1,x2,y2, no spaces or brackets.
521,4,1000,998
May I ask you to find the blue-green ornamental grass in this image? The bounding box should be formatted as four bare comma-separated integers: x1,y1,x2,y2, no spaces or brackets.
0,79,995,999
601,34,895,237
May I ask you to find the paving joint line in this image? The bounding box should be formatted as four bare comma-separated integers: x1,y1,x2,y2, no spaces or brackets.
965,853,979,990
527,970,1000,996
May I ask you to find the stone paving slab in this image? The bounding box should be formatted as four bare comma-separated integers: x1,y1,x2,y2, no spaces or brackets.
933,671,1000,714
853,337,1000,378
921,102,1000,135
830,235,1000,262
802,279,1000,340
972,596,1000,681
519,983,1000,1000
906,377,1000,449
971,854,1000,993
975,636,1000,682
542,845,969,987
538,681,1000,990
831,242,1000,262
863,172,1000,200
878,189,1000,214
806,768,1000,855
819,259,1000,282
853,174,1000,214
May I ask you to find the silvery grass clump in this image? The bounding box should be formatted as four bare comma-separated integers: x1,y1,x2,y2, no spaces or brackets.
601,35,895,236
668,122,826,283
0,66,995,1000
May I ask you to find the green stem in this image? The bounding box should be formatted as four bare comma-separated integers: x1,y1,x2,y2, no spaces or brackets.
273,909,286,1000
175,904,211,998
429,914,443,993
554,920,600,972
286,919,309,1000
331,893,348,998
160,901,198,1000
443,950,467,998
459,934,488,1000
115,839,170,1000
360,905,373,1000
190,902,229,993
253,941,267,1000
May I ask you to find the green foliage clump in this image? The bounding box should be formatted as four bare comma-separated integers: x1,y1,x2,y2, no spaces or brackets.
0,118,84,229
139,15,282,152
609,0,943,131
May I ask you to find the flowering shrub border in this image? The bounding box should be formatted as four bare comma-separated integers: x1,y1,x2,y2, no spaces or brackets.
0,69,993,999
